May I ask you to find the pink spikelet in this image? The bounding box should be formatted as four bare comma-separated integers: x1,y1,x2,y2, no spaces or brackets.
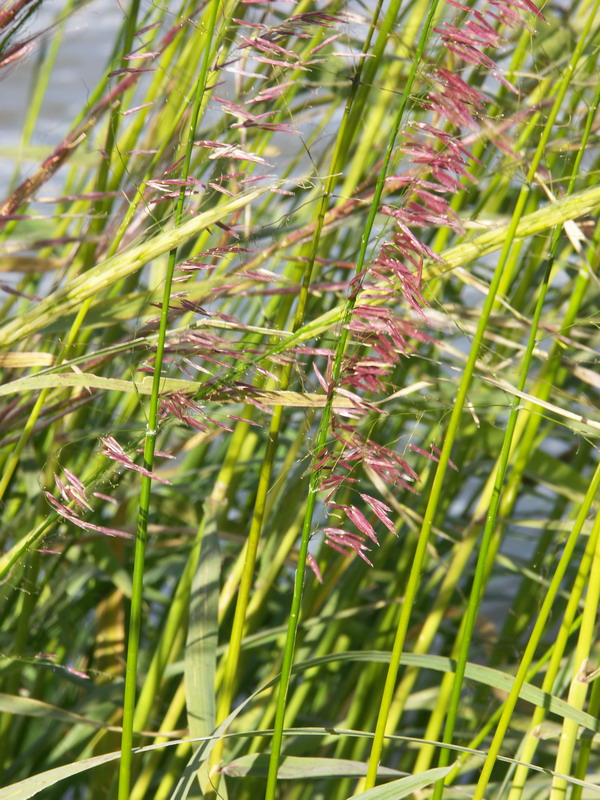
45,469,131,540
100,436,172,485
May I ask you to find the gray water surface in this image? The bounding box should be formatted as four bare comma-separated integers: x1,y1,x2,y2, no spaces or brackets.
1,0,123,176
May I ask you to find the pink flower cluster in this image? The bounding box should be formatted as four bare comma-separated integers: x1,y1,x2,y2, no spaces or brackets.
310,0,542,572
45,466,132,540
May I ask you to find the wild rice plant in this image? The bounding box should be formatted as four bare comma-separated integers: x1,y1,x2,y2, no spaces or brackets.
1,0,600,798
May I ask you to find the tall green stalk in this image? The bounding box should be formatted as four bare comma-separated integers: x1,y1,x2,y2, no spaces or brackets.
116,2,220,796
264,3,443,798
432,237,554,799
571,669,600,800
470,457,600,800
548,518,600,799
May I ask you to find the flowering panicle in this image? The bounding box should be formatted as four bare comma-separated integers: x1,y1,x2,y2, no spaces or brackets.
100,436,173,484
0,11,190,220
0,0,59,75
159,392,234,433
306,0,542,572
45,468,132,540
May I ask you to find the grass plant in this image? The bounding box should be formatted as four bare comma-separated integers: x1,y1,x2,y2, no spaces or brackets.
1,0,600,798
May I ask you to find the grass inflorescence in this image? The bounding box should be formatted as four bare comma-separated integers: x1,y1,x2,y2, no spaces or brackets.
1,0,600,798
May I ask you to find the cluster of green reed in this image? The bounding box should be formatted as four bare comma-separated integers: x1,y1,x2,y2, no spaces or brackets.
1,0,600,798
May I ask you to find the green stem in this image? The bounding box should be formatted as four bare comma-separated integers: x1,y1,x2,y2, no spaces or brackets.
571,669,600,800
549,511,600,800
432,237,554,800
504,520,600,800
265,3,443,798
471,458,600,800
116,2,219,796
